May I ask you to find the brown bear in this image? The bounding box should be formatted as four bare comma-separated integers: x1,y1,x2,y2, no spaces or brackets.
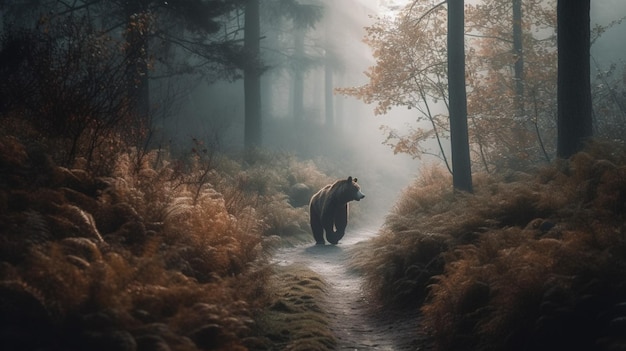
309,176,365,245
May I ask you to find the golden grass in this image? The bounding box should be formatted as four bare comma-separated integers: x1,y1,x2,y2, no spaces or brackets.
0,132,333,350
354,139,626,350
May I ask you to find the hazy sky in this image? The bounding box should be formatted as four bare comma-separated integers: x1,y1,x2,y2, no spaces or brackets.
371,0,625,68
591,0,626,66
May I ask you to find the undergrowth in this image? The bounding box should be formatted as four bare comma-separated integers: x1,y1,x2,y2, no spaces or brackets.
0,129,332,350
352,140,626,350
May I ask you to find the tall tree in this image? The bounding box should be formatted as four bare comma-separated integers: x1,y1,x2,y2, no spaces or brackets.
447,0,472,192
292,26,305,123
324,13,335,129
244,0,322,146
281,0,323,124
556,0,592,158
512,0,524,117
465,0,557,170
244,0,262,149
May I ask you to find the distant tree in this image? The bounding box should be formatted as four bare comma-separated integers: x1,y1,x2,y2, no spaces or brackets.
324,16,335,129
447,0,472,192
273,0,323,124
292,26,306,123
556,0,592,158
322,1,346,129
244,0,262,149
240,0,323,149
465,0,557,170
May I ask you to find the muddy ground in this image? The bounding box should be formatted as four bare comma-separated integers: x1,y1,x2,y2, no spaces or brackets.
263,228,434,351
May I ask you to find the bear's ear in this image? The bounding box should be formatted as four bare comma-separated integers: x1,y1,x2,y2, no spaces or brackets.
354,178,358,183
347,176,352,182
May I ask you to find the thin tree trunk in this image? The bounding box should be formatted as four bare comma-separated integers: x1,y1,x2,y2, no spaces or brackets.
510,0,529,156
292,27,305,124
324,58,334,128
324,15,334,129
556,0,592,158
244,0,262,149
447,0,473,192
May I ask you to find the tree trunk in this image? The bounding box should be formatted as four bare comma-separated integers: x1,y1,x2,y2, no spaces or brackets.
556,0,592,159
512,0,524,117
447,0,473,193
244,0,262,149
125,3,150,120
324,15,334,129
324,61,334,128
292,27,305,124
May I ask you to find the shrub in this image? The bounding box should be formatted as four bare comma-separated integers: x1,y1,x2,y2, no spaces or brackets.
355,140,626,349
0,135,311,350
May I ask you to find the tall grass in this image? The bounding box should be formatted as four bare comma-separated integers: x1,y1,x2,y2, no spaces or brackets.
353,140,626,350
0,130,331,350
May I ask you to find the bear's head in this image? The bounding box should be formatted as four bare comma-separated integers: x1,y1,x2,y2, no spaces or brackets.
343,176,365,202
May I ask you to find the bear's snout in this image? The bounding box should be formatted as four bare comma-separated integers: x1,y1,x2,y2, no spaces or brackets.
356,191,365,201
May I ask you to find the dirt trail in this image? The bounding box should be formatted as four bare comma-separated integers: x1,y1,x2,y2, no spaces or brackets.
272,228,433,350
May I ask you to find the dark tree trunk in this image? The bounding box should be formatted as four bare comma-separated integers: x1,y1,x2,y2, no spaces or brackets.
244,0,262,149
556,0,592,159
512,0,524,117
125,2,150,120
447,0,473,193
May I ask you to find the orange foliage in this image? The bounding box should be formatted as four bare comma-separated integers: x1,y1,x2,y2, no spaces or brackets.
353,140,626,350
0,133,329,350
339,0,559,171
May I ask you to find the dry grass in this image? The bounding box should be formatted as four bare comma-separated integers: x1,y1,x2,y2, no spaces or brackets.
0,131,333,350
353,139,626,350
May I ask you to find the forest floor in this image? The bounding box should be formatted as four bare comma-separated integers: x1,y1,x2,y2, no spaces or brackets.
263,228,434,351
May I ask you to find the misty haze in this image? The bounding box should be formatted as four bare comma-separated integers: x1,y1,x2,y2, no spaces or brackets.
0,0,625,350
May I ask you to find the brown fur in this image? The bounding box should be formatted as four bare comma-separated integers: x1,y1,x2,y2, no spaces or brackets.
309,176,364,245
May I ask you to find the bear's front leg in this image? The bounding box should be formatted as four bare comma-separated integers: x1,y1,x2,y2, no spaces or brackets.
326,230,344,245
326,204,348,245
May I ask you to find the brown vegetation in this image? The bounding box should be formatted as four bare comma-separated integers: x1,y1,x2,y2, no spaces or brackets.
352,140,626,350
0,127,332,350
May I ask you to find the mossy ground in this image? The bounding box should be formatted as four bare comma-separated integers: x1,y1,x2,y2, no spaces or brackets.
249,264,335,351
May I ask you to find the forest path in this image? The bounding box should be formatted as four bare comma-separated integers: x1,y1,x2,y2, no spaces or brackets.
272,228,432,350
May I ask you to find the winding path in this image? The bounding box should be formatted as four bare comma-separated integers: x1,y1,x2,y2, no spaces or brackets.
272,228,432,350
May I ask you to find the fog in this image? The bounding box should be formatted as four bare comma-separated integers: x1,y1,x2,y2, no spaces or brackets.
159,0,626,226
160,0,426,227
592,0,626,66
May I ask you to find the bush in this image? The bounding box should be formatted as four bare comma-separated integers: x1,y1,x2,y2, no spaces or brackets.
354,140,626,350
0,133,333,350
